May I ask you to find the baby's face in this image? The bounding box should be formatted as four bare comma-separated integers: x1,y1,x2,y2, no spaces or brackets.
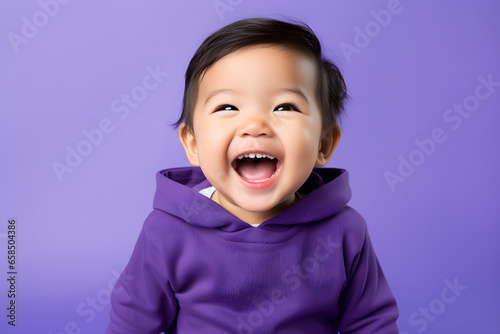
180,45,338,224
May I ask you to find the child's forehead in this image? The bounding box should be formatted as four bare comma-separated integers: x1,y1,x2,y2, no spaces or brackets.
200,44,317,85
216,44,313,66
198,45,317,94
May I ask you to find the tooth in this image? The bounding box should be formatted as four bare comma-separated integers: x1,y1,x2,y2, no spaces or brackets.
238,153,277,159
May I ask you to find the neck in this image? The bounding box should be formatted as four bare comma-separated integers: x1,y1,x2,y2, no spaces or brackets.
212,190,298,225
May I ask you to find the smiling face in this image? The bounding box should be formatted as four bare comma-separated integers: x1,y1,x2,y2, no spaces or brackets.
180,45,340,225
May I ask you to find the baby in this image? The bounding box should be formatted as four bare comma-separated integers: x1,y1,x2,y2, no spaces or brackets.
106,18,399,334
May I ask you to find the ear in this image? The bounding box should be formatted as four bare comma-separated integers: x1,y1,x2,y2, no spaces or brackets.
315,124,341,167
179,123,200,166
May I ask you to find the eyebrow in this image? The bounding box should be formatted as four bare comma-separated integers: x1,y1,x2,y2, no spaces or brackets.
275,88,309,105
203,87,309,105
204,89,236,106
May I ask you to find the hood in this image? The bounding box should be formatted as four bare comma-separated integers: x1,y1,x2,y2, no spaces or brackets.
153,166,351,232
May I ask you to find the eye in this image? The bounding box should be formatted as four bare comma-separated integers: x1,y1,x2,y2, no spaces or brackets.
274,103,300,112
215,104,239,112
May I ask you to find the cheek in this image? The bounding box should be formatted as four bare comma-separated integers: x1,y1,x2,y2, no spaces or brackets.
285,121,322,158
193,124,230,167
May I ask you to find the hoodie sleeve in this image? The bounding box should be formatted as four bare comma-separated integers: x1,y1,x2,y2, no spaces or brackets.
106,222,178,334
338,222,399,334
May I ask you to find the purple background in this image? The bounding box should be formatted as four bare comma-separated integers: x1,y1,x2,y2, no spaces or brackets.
1,1,499,333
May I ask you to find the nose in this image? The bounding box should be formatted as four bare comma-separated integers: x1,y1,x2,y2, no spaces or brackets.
238,112,273,138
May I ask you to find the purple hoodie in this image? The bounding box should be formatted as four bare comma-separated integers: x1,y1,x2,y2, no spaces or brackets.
106,167,398,333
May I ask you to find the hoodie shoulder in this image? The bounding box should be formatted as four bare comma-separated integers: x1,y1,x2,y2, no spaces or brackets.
336,206,368,250
141,209,182,249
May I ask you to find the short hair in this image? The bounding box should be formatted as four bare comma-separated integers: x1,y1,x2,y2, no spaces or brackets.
175,18,347,133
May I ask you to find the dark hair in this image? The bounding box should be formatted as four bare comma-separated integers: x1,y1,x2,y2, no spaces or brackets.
175,18,347,133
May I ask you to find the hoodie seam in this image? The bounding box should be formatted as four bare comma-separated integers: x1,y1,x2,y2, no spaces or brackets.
209,225,305,245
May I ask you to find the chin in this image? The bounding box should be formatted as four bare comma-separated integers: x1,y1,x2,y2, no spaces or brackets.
235,194,292,214
229,195,275,212
239,202,277,214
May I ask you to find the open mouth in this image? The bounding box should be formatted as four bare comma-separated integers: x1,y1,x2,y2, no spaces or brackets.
231,153,279,183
